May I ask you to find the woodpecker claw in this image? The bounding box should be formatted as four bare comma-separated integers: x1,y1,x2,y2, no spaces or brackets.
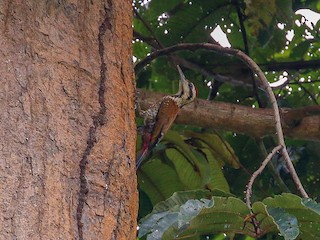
135,91,145,117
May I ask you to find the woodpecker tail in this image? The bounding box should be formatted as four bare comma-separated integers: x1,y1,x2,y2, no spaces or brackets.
136,147,149,170
136,130,153,170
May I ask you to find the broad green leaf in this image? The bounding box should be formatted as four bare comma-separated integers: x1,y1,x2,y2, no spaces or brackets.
163,131,212,181
244,0,276,35
252,201,279,234
185,132,240,169
133,41,151,60
138,159,187,205
139,198,214,239
276,0,294,28
138,130,232,209
202,148,230,192
148,0,183,18
302,198,320,215
175,196,251,239
261,193,320,239
152,0,231,45
165,148,203,189
290,41,310,59
152,189,233,214
165,131,230,192
267,207,299,240
139,191,251,239
138,190,213,238
140,191,320,239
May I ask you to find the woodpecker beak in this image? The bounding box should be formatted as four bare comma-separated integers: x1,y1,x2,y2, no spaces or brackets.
177,65,187,84
175,65,197,105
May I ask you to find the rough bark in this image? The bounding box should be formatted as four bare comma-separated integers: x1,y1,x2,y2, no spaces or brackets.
137,90,320,142
0,1,137,239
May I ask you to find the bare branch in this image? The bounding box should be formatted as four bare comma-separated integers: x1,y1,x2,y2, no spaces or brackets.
257,140,290,193
233,0,249,55
261,60,320,71
292,78,319,105
246,145,283,209
244,51,310,198
209,60,320,72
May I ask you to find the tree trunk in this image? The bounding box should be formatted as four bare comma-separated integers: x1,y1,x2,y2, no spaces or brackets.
0,1,137,239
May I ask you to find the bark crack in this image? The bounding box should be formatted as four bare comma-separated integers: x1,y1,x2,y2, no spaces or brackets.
112,202,122,240
76,3,112,239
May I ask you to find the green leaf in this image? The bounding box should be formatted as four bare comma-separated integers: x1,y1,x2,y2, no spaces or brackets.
290,41,310,59
148,0,183,18
139,191,251,239
175,196,251,239
185,132,240,169
140,192,320,239
163,131,212,183
202,148,230,192
138,190,214,239
138,159,187,205
276,0,294,28
151,189,233,215
252,201,279,233
302,198,320,215
153,0,231,45
260,193,320,239
138,130,232,210
140,211,179,239
266,207,299,240
165,148,204,189
244,0,276,35
165,131,231,192
133,41,151,60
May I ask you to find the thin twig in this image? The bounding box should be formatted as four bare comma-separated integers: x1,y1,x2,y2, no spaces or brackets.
133,8,162,48
181,2,231,42
292,78,319,105
233,0,249,55
261,59,320,71
257,139,290,193
246,145,283,209
232,0,263,107
233,2,264,107
290,79,320,84
180,59,320,72
135,43,309,198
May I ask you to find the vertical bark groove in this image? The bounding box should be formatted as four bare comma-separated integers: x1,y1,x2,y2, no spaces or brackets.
1,1,136,239
76,2,112,238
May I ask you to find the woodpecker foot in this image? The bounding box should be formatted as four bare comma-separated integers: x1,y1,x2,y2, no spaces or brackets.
137,126,144,134
135,91,145,117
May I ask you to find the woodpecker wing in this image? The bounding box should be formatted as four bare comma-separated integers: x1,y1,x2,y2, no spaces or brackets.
150,97,180,149
136,97,179,169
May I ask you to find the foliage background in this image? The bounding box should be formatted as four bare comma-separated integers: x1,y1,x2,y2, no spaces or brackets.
133,0,320,239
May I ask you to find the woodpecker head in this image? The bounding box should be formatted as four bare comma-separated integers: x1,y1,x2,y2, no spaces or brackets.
175,65,197,107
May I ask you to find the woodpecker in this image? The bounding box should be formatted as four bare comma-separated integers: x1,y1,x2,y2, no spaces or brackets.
136,65,197,169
